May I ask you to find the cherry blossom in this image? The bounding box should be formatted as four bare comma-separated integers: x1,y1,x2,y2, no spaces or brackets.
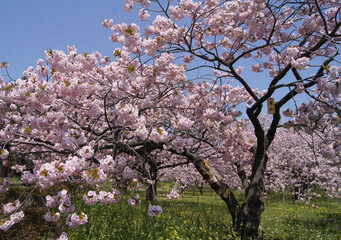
167,189,180,200
66,212,88,228
147,204,162,217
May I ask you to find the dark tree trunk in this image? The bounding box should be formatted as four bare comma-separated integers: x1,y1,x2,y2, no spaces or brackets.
146,181,157,202
236,154,268,239
146,159,158,202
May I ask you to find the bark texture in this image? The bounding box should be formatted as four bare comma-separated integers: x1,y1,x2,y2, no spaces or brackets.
181,149,240,225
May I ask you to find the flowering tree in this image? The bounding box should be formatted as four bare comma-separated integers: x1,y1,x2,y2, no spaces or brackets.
111,0,340,238
266,128,341,201
0,46,251,238
0,33,251,240
0,0,340,239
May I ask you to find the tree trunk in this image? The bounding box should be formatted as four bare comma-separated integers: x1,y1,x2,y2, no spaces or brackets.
237,186,265,239
146,181,157,202
236,154,268,239
181,149,240,225
177,148,268,238
146,159,158,202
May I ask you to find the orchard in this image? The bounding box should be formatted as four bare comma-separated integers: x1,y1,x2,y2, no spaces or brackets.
0,0,340,239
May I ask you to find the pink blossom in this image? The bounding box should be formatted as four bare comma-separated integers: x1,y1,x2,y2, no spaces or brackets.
269,69,278,78
11,165,26,173
148,204,162,217
173,116,194,130
150,127,168,142
127,194,141,206
83,191,98,205
0,211,24,231
110,189,121,203
0,62,9,69
328,66,339,78
58,199,75,213
167,189,180,200
251,64,263,73
0,220,14,231
98,191,110,204
10,211,24,224
3,200,21,215
282,108,293,117
99,155,116,172
55,232,68,240
139,9,150,20
295,82,305,93
236,66,244,74
183,54,194,63
291,57,309,70
57,190,75,213
66,212,88,228
0,149,9,159
44,211,60,222
122,167,134,179
102,19,113,29
78,146,94,159
124,3,133,12
286,47,300,58
21,171,36,184
82,168,107,185
0,186,8,193
46,195,58,208
169,6,186,20
325,7,338,18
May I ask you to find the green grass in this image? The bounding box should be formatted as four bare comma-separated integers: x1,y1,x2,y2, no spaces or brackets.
66,185,341,240
67,186,231,240
1,182,340,239
260,194,341,240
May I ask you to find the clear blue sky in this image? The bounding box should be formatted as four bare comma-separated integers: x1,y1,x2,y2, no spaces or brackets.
0,0,135,79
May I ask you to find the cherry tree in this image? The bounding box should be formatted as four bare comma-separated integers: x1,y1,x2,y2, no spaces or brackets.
266,128,341,202
107,0,340,238
0,0,340,239
0,39,251,239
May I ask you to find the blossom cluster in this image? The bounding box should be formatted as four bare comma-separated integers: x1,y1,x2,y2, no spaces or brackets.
44,211,61,222
127,194,141,206
167,189,180,200
0,211,24,231
3,200,21,215
66,212,88,228
148,204,162,217
83,189,121,205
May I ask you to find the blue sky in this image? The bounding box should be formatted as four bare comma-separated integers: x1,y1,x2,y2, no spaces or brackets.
0,0,134,79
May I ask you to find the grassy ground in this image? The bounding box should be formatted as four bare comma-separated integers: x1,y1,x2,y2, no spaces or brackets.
67,184,341,240
260,193,341,240
1,182,340,239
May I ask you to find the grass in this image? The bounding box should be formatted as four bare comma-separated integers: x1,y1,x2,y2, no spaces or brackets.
68,184,231,240
1,182,340,239
67,184,341,240
260,193,341,240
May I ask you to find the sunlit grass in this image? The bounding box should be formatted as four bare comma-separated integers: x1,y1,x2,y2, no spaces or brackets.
261,193,341,240
1,181,340,239
67,185,341,240
67,187,230,240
